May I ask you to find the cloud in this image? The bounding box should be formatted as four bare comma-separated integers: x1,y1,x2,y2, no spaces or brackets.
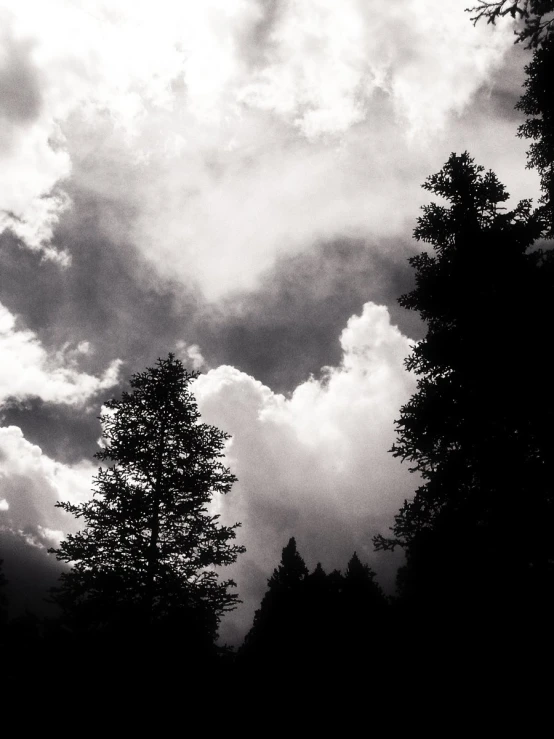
238,0,511,138
0,9,71,260
0,21,41,125
191,237,424,393
193,302,417,642
0,0,525,300
0,424,95,613
0,301,121,407
175,341,206,371
0,301,416,639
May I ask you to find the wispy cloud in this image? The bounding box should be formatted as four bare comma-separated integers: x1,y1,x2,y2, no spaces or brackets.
0,301,120,406
0,0,525,299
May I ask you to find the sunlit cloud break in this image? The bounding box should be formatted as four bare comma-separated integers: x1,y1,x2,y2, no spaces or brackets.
0,0,515,299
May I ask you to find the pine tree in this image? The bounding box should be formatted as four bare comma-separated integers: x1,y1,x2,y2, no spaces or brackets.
470,3,554,234
267,537,310,589
374,153,553,615
49,354,245,653
516,33,554,236
0,559,7,630
343,553,386,611
468,1,554,48
241,537,309,662
339,553,388,655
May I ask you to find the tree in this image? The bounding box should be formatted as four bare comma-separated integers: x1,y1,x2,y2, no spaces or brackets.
241,537,309,662
374,153,553,615
266,537,310,589
336,553,388,658
342,553,386,613
516,30,554,237
470,3,554,235
49,354,245,653
0,559,7,629
241,541,391,668
468,1,554,47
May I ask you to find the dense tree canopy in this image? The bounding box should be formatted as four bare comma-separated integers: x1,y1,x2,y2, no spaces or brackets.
241,539,389,667
516,33,554,236
49,354,245,652
374,153,554,613
0,559,7,630
241,537,309,662
471,2,554,236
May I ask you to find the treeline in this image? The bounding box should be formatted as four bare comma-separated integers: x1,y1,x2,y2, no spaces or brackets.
1,1,554,685
239,539,388,668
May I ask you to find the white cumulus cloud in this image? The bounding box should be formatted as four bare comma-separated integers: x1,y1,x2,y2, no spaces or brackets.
0,0,531,300
0,302,417,640
0,301,121,407
0,424,95,545
193,302,417,642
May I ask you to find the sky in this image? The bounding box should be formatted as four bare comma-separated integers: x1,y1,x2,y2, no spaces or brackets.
0,0,541,643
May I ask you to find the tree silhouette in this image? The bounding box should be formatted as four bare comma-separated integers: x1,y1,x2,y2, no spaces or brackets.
241,542,390,668
0,559,7,631
241,537,309,663
49,354,245,655
516,35,554,237
343,552,386,614
468,1,554,47
374,153,553,616
470,3,554,238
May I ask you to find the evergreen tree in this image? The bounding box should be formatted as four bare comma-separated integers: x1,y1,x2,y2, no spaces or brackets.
0,558,7,630
343,553,386,611
242,543,390,668
49,354,245,654
339,553,388,656
516,32,554,237
470,3,554,234
374,153,553,615
468,1,554,48
241,537,309,662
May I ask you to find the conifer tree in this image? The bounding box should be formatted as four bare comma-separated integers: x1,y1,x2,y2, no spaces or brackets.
241,537,309,661
470,3,554,234
468,1,554,48
515,29,554,236
374,153,553,614
0,559,7,630
49,354,245,652
343,553,386,611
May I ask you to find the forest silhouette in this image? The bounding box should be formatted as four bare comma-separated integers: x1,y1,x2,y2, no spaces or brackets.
1,1,553,686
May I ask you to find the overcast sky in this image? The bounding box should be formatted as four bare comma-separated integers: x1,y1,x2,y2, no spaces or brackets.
0,0,540,643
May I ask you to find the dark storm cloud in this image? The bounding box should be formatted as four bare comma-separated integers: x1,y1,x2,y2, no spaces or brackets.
193,238,424,394
0,530,61,618
0,27,42,127
1,185,422,459
1,399,101,464
0,189,200,377
0,187,203,462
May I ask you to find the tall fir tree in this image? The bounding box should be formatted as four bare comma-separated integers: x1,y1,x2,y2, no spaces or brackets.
49,354,245,655
0,558,7,631
374,153,553,616
470,3,554,235
516,30,554,237
241,537,309,662
342,552,387,614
